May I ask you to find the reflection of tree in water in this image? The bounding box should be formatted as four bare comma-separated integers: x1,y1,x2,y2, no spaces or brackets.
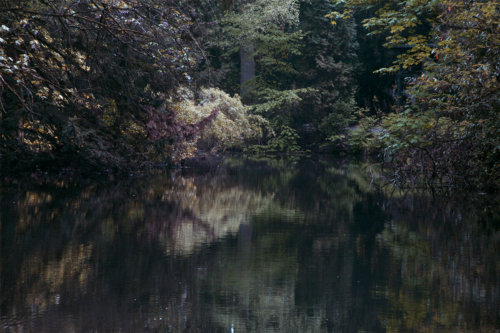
0,157,377,332
202,229,307,332
375,195,499,332
0,157,497,332
190,158,386,332
0,166,276,331
198,221,365,332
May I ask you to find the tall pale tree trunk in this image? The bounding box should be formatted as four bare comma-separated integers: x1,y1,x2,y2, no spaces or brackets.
240,43,255,103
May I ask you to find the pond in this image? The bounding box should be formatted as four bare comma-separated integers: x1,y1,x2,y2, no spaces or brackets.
1,156,498,332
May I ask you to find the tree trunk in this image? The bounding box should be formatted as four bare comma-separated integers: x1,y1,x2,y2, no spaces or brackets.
17,116,24,145
240,43,255,103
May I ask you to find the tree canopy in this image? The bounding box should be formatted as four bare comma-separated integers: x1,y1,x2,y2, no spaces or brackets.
334,0,499,189
0,0,203,169
1,0,498,190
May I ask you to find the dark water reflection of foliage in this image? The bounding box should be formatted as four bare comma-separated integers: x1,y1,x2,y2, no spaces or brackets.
0,156,498,332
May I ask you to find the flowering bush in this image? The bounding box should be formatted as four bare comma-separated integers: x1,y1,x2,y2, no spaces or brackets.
173,88,269,155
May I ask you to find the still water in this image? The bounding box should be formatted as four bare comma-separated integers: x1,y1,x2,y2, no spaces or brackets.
1,156,498,332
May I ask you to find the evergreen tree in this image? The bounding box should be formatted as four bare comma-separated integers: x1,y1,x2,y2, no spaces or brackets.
205,0,361,151
296,0,360,146
205,0,307,151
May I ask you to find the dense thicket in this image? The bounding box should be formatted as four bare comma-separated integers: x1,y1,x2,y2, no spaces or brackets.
0,0,205,170
200,0,360,151
336,0,499,190
297,0,359,147
1,0,498,191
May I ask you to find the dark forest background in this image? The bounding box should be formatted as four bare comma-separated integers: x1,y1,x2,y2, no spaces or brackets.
0,0,498,191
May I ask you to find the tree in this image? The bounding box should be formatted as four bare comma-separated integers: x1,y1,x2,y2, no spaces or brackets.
0,0,207,170
335,0,500,189
296,0,360,147
205,0,361,151
205,0,308,151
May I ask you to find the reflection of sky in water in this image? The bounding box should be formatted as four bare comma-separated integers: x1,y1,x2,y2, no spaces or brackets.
0,157,498,332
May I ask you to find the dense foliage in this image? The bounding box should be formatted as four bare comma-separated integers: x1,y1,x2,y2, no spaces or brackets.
337,0,499,190
197,0,360,152
0,0,205,170
172,87,268,155
0,0,498,191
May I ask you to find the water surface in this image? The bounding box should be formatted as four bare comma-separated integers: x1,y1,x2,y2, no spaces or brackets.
1,156,498,332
